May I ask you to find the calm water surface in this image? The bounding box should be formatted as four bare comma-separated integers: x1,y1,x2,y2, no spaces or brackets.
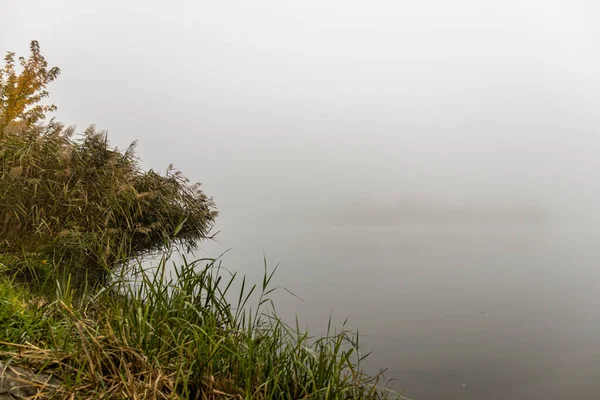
203,222,600,400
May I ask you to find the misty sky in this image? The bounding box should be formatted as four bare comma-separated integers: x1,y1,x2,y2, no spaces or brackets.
4,0,600,228
7,5,600,397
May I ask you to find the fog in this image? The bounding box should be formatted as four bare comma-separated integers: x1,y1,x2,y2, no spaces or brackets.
5,0,600,225
4,1,600,399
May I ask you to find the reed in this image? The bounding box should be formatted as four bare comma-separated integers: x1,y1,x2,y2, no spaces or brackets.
0,255,405,399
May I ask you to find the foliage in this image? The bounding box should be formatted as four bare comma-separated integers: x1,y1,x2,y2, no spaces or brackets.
0,42,217,286
0,256,404,399
0,40,60,132
0,122,217,286
0,263,63,349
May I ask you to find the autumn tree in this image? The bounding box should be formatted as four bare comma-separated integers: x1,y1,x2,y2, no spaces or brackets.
0,41,217,287
0,40,60,133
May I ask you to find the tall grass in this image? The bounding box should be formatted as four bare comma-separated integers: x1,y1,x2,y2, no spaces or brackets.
0,122,217,287
0,255,406,399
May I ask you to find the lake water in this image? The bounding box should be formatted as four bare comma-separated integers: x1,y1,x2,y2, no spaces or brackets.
202,221,600,400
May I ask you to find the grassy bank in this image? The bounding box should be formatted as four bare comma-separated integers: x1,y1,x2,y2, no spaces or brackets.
0,254,405,399
0,41,406,399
